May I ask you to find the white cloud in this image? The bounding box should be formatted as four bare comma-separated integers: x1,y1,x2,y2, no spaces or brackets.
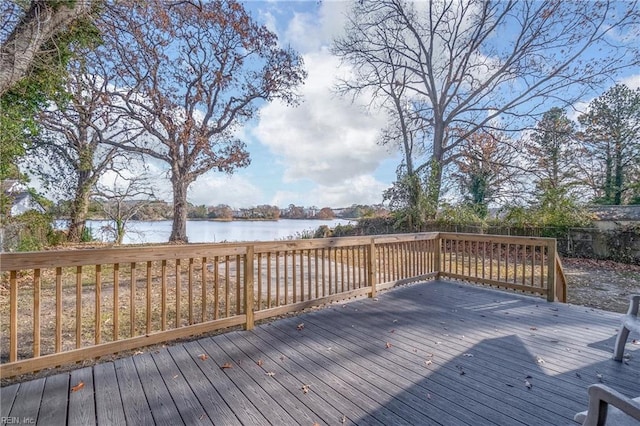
188,174,265,208
270,175,387,208
253,50,392,188
620,74,640,90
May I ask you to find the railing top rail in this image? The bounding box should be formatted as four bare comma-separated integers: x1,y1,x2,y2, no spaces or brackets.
438,232,556,245
0,243,249,271
0,232,441,271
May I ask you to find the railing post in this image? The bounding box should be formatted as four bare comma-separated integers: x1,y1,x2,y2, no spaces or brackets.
368,239,377,298
555,253,567,303
434,233,442,277
546,240,557,302
244,245,255,330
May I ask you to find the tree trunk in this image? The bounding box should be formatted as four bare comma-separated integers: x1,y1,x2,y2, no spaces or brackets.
614,138,624,205
68,184,91,242
169,175,190,243
0,1,93,95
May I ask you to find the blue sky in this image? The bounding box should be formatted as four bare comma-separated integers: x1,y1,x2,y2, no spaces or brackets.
93,1,640,209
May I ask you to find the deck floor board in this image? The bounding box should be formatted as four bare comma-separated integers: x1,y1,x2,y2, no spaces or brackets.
2,280,639,426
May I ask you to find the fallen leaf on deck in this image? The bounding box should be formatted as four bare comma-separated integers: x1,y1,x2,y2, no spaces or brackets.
280,355,286,361
576,373,582,379
525,380,532,389
341,415,346,423
393,319,398,323
506,384,514,387
536,356,545,364
456,365,465,375
389,329,395,333
173,374,179,379
199,354,209,361
134,350,144,355
71,382,84,392
221,362,233,369
525,375,532,379
385,342,392,349
426,393,432,399
633,339,639,345
426,353,434,357
266,371,275,376
297,323,305,331
425,360,433,366
257,359,264,366
302,384,310,394
313,422,320,426
596,373,604,382
463,353,474,357
530,327,537,331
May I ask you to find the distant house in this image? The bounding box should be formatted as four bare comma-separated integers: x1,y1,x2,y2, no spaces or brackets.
2,180,46,216
587,205,640,230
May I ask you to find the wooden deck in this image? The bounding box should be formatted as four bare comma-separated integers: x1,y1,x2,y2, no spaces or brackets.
2,280,638,425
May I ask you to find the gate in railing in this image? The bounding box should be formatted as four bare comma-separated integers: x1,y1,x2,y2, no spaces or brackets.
0,232,564,378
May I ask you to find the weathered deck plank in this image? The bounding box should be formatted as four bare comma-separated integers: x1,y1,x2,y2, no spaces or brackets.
1,280,638,426
8,378,44,423
132,353,183,426
38,373,69,426
114,356,154,425
94,362,126,425
68,367,96,426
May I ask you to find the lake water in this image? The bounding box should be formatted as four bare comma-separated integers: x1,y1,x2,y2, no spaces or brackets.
81,219,353,244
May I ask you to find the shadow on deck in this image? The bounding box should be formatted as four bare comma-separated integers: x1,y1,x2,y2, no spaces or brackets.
1,280,639,425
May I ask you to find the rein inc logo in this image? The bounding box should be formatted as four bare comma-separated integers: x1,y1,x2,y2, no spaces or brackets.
1,418,35,425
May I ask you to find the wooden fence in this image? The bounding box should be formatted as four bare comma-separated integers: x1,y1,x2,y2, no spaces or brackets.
0,232,564,378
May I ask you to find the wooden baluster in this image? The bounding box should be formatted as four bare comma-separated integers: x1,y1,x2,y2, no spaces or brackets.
114,264,122,339
284,252,289,305
55,267,62,353
131,262,136,337
275,252,281,306
236,255,241,315
201,257,207,323
267,252,272,308
33,268,40,358
160,260,166,331
292,250,298,302
225,256,230,317
147,261,152,334
188,258,194,325
257,253,263,311
244,246,254,330
95,265,101,345
10,270,17,362
76,266,82,349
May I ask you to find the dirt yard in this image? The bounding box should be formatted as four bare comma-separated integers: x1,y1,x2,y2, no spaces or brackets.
562,257,640,313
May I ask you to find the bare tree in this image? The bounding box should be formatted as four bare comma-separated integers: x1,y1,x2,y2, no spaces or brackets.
29,53,141,242
98,0,306,242
0,0,96,95
334,0,640,215
94,173,155,244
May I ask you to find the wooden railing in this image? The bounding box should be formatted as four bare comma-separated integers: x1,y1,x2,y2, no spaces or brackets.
0,232,563,378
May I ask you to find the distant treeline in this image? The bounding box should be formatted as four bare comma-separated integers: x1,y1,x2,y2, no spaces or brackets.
53,199,390,221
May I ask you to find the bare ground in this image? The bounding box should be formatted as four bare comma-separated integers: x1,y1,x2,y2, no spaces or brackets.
562,257,640,313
